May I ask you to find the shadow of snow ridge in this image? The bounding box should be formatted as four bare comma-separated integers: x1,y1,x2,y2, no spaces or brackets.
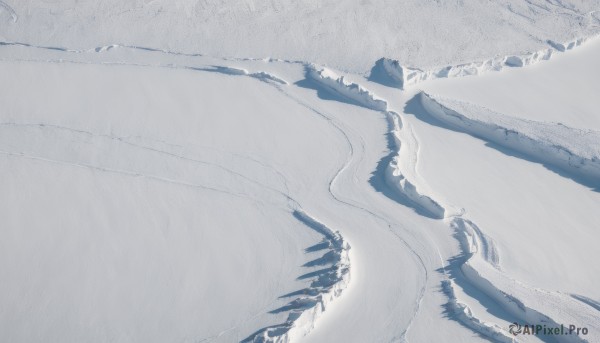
241,210,350,343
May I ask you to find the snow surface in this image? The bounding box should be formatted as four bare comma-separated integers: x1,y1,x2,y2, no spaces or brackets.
1,2,600,343
2,0,600,72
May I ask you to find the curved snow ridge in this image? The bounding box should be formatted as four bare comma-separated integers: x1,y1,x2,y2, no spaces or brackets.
450,218,600,343
0,41,290,86
459,261,596,343
243,210,351,343
302,66,598,342
442,280,516,343
451,218,500,269
307,64,388,112
420,92,600,182
385,111,447,219
203,66,289,85
441,217,526,343
375,36,595,89
0,1,17,23
307,65,446,218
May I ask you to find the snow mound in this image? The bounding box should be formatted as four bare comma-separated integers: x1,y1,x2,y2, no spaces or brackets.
374,37,593,89
243,210,350,343
420,92,600,182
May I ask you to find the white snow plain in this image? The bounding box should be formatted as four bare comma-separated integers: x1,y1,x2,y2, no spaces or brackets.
1,1,600,343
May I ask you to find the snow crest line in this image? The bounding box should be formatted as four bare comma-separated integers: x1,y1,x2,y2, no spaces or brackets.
441,280,515,343
419,93,600,185
307,65,513,341
274,75,432,342
372,35,595,89
412,93,600,342
242,210,350,343
196,66,289,85
0,122,354,342
307,65,445,219
305,66,600,342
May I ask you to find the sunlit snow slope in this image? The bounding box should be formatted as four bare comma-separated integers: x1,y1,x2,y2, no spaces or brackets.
1,1,600,343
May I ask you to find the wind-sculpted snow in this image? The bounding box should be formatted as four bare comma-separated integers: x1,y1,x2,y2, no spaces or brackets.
307,66,518,340
441,280,515,343
0,120,352,343
307,65,387,111
373,36,594,89
243,210,350,343
207,66,289,85
407,92,600,341
420,93,600,184
307,65,445,218
0,41,290,86
309,65,600,342
548,37,591,52
3,0,600,73
2,22,600,342
443,192,600,343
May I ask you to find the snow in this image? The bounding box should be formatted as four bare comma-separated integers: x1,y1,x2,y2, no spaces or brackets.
1,1,600,343
2,0,600,73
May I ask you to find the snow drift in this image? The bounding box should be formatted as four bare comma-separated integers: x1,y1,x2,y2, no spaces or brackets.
308,65,445,218
420,92,600,183
243,210,351,343
374,36,595,89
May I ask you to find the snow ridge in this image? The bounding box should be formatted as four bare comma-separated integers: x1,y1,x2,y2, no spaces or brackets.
441,280,515,343
307,66,518,341
307,64,445,218
414,94,600,342
375,36,594,89
420,93,600,183
305,67,600,342
207,66,288,85
243,210,350,343
307,65,387,111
